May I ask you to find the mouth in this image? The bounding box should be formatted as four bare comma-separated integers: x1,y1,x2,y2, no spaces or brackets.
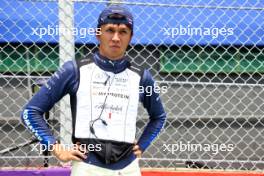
110,45,121,49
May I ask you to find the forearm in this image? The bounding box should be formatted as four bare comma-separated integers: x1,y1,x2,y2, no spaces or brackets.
21,107,56,146
137,113,166,152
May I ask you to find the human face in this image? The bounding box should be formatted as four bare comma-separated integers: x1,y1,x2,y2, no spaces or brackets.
97,23,132,60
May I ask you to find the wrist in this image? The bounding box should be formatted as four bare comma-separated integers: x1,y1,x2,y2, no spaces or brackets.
50,141,61,154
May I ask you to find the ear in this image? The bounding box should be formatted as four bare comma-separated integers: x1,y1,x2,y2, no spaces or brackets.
128,34,132,43
96,33,100,41
128,29,133,42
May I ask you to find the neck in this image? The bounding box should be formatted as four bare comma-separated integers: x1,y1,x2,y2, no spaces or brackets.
99,49,124,61
94,52,130,74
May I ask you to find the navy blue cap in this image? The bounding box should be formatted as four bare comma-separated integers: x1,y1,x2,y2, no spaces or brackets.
97,5,133,33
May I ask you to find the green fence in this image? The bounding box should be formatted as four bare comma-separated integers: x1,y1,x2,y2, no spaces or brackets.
160,46,264,73
1,43,263,74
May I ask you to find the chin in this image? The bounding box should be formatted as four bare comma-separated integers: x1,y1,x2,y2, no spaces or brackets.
110,52,123,58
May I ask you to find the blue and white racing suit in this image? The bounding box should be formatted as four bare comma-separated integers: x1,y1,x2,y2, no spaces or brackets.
21,52,166,170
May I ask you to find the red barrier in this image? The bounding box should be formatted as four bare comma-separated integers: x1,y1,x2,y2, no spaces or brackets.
1,167,263,176
142,171,264,176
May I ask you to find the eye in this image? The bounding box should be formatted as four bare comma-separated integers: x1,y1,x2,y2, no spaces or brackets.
106,28,115,33
119,30,128,35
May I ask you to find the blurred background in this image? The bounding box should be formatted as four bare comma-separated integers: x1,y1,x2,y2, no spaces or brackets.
0,0,263,171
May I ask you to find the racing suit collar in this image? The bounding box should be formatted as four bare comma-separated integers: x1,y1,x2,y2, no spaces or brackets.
93,51,130,74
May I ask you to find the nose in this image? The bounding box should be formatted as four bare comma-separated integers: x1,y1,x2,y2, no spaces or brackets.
112,32,120,42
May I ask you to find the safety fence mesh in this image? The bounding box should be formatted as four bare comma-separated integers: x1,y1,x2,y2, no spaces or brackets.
0,0,263,171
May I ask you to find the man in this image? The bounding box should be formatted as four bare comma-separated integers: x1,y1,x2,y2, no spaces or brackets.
21,5,166,176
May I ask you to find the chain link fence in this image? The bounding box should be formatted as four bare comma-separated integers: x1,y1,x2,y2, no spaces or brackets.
0,0,264,171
